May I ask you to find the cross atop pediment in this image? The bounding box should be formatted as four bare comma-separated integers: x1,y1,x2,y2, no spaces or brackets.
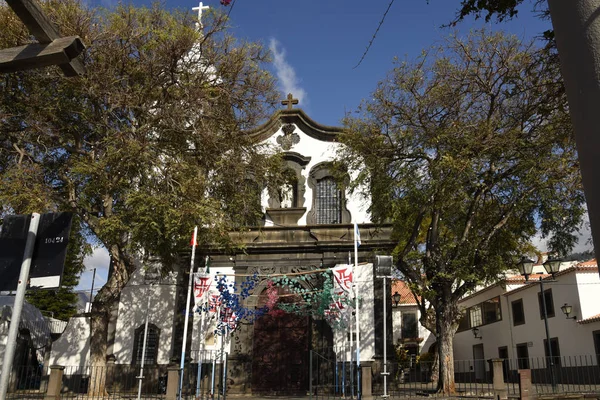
192,2,210,30
281,93,299,110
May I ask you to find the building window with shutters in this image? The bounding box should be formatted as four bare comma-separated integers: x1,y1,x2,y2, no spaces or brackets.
307,162,351,225
538,288,555,319
132,324,160,365
316,177,341,224
512,299,525,326
401,312,418,339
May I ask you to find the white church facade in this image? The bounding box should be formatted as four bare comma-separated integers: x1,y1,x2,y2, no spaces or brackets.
49,98,397,395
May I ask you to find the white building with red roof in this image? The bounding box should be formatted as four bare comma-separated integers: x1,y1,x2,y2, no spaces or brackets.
390,280,433,356
452,260,600,381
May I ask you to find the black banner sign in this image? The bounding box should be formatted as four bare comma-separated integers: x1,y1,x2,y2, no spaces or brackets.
0,212,73,291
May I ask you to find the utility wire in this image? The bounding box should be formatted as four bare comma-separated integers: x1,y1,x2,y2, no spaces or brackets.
353,0,396,69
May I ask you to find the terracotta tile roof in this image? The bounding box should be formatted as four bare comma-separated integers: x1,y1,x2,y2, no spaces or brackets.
505,274,550,283
578,313,600,325
504,265,598,296
576,259,597,267
391,280,420,305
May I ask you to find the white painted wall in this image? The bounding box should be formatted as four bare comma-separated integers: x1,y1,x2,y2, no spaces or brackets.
48,316,90,367
112,269,178,365
261,125,371,225
576,271,600,319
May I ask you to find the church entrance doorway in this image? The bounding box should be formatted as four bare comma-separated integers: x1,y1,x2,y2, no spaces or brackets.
251,287,309,395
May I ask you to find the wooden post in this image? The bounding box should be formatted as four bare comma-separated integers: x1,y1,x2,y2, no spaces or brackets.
3,0,85,76
44,365,64,400
518,369,532,400
491,359,508,400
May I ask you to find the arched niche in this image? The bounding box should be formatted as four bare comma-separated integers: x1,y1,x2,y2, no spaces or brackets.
266,152,311,225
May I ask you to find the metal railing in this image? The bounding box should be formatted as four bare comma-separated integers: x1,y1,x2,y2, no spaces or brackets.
504,355,600,395
311,353,600,399
310,349,359,400
6,354,600,399
3,365,46,399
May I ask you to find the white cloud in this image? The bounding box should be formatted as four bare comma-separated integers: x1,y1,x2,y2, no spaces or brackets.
269,38,307,106
78,246,110,292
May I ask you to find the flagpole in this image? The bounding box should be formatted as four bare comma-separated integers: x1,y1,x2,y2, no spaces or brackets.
178,226,198,400
196,256,210,396
353,222,361,399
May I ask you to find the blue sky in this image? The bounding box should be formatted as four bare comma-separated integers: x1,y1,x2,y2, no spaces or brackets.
206,0,550,126
78,0,568,292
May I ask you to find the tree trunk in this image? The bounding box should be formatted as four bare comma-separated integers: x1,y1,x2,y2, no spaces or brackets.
87,249,131,395
88,301,109,395
547,0,600,268
436,308,456,394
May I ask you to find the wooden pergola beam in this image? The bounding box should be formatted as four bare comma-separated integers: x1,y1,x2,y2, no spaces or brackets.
0,36,84,74
4,0,85,76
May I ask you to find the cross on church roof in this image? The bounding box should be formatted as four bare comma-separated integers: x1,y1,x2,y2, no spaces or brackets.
192,2,210,30
281,93,299,110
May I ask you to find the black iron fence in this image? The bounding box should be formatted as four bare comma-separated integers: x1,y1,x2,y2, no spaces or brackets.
310,349,359,399
4,354,224,400
504,355,600,395
4,365,46,399
310,353,600,399
5,354,600,399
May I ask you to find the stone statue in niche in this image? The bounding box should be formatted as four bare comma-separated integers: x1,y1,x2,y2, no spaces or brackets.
279,182,294,208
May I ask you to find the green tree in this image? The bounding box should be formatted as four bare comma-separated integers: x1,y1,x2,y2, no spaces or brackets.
0,0,279,385
339,30,584,394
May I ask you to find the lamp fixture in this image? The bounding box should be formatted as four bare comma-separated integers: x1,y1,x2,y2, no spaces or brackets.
518,257,535,281
392,291,401,306
543,256,562,276
472,327,482,340
560,303,577,320
375,255,393,278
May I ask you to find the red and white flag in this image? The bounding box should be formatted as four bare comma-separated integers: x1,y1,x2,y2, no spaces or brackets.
332,264,353,293
193,274,212,311
221,307,237,330
208,293,221,313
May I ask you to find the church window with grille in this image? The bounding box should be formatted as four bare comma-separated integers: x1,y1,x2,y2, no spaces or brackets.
316,177,342,224
133,324,159,365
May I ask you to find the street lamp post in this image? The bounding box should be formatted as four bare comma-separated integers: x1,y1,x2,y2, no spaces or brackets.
518,256,561,391
375,256,393,399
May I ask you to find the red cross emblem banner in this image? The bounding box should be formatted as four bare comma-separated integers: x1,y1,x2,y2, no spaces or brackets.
326,264,355,327
193,274,212,311
332,264,353,293
208,293,221,313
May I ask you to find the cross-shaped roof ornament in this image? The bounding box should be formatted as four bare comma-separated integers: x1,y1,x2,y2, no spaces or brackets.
192,2,210,30
281,93,299,110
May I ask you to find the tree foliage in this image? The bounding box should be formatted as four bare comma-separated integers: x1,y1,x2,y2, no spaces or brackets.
450,0,547,24
339,30,584,393
0,0,279,369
